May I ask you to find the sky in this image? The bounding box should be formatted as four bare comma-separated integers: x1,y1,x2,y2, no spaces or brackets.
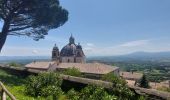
1,0,170,57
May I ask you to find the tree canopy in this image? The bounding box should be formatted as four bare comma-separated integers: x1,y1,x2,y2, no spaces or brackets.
0,0,68,51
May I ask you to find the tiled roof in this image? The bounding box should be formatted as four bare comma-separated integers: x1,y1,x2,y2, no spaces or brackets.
54,63,119,74
25,61,55,69
25,62,119,74
120,72,143,80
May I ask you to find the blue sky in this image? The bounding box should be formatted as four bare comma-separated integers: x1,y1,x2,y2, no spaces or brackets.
1,0,170,56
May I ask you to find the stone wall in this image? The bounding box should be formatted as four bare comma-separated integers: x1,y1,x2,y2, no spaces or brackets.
61,57,85,63
75,57,86,63
61,57,75,63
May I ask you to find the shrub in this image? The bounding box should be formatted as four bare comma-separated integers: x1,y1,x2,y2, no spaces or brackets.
66,85,117,100
102,72,126,85
25,72,63,98
80,85,117,100
157,86,170,93
66,89,80,100
8,62,21,67
63,67,82,77
101,72,135,99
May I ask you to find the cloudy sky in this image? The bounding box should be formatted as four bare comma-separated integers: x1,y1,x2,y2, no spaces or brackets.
1,0,170,56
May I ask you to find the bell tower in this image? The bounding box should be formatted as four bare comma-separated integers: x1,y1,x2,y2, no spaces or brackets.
52,44,60,61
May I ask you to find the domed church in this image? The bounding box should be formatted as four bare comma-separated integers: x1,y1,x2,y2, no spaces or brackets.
52,35,86,63
26,35,120,78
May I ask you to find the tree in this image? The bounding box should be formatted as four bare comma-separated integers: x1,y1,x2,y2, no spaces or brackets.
25,72,63,98
66,85,118,100
101,73,135,99
0,0,68,52
139,74,150,88
63,67,82,77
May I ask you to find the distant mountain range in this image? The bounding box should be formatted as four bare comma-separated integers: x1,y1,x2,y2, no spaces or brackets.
87,51,170,62
1,51,170,64
0,56,50,64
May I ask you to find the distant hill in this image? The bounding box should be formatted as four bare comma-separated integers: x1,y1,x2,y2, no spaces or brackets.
0,56,50,64
87,51,170,62
1,51,170,64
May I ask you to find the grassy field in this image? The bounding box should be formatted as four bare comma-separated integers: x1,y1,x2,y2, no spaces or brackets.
0,69,46,100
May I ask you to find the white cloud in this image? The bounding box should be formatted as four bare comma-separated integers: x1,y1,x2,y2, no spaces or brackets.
1,46,50,56
120,40,149,47
32,50,38,54
83,39,170,56
1,39,170,57
86,43,95,47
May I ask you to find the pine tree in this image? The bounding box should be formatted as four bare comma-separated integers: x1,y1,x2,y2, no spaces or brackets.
0,0,68,52
139,74,150,88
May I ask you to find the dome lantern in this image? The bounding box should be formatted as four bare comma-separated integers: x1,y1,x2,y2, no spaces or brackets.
69,34,75,44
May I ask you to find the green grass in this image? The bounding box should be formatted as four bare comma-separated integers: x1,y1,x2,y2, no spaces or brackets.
0,69,45,100
157,86,170,93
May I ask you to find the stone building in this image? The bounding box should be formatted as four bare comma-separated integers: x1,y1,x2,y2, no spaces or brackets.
25,35,120,79
52,35,86,63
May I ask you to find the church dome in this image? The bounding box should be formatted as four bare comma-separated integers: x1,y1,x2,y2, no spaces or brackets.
60,43,77,56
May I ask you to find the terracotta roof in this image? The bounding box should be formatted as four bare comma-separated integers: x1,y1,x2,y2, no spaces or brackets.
54,63,119,74
120,72,143,80
25,62,119,75
25,61,55,69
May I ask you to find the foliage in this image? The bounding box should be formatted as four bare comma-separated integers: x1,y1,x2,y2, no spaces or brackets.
0,69,44,100
0,69,25,86
66,85,117,100
0,0,68,51
81,85,118,100
8,62,21,67
138,96,146,100
63,67,82,77
6,85,46,100
157,86,170,93
102,72,135,99
102,72,126,85
139,74,150,88
113,61,170,82
66,89,80,100
25,72,63,98
0,69,146,100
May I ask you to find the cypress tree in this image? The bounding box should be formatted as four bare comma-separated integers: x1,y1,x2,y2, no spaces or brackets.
139,74,150,88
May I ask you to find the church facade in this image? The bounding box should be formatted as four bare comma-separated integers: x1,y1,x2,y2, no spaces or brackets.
52,35,86,63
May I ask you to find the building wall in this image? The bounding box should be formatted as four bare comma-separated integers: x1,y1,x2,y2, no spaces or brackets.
61,57,86,63
75,57,86,63
61,57,75,63
111,68,120,76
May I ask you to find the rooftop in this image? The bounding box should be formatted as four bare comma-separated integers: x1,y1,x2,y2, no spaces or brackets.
54,63,119,74
120,72,143,80
25,62,119,75
25,61,55,69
